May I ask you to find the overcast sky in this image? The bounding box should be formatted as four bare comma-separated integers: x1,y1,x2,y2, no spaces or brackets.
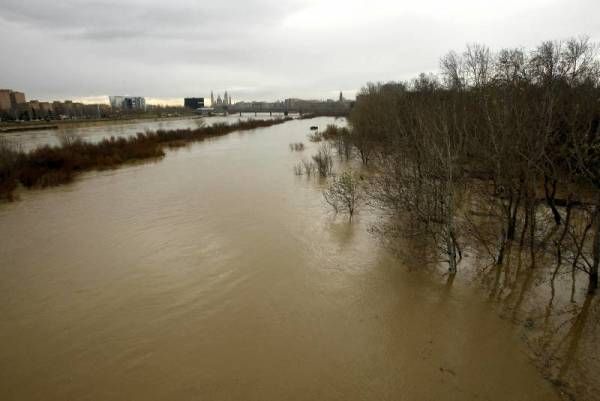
1,0,599,105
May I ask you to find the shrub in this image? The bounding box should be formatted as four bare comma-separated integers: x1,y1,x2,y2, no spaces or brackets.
312,143,334,177
289,142,305,151
293,162,304,175
302,159,315,176
323,170,362,220
308,131,323,142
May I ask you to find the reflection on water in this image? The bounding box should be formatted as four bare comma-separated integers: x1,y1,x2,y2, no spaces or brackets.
470,247,600,401
0,118,563,400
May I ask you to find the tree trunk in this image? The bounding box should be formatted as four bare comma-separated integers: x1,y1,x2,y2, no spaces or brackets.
498,191,521,265
519,202,530,248
529,202,537,268
555,200,572,265
588,200,600,294
544,176,562,226
445,167,457,275
497,233,506,265
447,232,457,274
507,187,521,241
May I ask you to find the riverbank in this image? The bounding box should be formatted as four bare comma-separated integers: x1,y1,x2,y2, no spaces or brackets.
0,124,60,133
0,117,291,200
0,114,200,133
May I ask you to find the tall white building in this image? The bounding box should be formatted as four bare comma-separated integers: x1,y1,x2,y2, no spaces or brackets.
109,96,146,111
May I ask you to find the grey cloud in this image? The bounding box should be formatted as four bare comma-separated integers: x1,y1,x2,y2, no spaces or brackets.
1,0,301,41
1,0,599,102
70,28,148,41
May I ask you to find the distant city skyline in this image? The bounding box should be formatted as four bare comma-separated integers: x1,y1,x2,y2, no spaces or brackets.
2,0,599,102
0,88,354,109
66,92,351,107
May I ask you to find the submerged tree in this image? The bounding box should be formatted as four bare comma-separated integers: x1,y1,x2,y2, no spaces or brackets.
347,37,600,285
312,143,334,177
323,170,362,221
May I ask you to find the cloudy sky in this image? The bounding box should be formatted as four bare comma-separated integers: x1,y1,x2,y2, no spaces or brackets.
1,0,599,105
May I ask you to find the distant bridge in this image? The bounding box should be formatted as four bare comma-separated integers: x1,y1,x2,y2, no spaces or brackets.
209,103,351,116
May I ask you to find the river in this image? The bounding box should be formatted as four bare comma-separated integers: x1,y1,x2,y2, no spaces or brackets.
0,117,562,400
2,113,292,151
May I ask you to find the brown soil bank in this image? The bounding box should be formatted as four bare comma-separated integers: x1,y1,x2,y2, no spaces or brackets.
0,118,291,200
0,124,59,133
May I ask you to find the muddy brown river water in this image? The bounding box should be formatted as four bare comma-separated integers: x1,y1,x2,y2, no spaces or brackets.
0,117,562,400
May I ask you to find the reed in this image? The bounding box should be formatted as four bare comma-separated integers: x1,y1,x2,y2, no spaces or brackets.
289,142,305,151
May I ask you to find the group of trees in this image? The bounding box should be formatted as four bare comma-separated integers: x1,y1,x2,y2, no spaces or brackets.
347,37,600,293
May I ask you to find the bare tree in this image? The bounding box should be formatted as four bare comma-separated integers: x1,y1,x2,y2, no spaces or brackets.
349,37,600,286
463,43,492,87
323,170,362,220
561,36,599,85
312,143,334,177
494,48,527,84
440,51,465,89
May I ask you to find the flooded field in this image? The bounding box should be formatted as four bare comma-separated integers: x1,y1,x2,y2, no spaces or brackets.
0,117,572,400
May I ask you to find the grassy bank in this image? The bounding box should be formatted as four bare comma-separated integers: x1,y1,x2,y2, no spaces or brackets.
0,118,291,200
0,114,200,131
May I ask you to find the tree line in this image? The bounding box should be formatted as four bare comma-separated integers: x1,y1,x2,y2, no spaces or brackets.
346,37,600,293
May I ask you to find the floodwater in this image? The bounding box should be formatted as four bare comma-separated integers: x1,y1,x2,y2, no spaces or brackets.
0,117,562,400
3,113,291,151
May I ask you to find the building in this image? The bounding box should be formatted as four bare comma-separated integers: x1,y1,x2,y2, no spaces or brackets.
0,89,26,113
10,91,26,106
122,97,145,110
71,102,85,117
0,89,28,119
184,97,205,109
210,90,233,107
0,90,11,111
109,96,124,108
39,102,53,114
0,88,110,120
109,96,125,108
52,101,66,116
28,100,40,118
109,96,146,111
63,100,74,116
